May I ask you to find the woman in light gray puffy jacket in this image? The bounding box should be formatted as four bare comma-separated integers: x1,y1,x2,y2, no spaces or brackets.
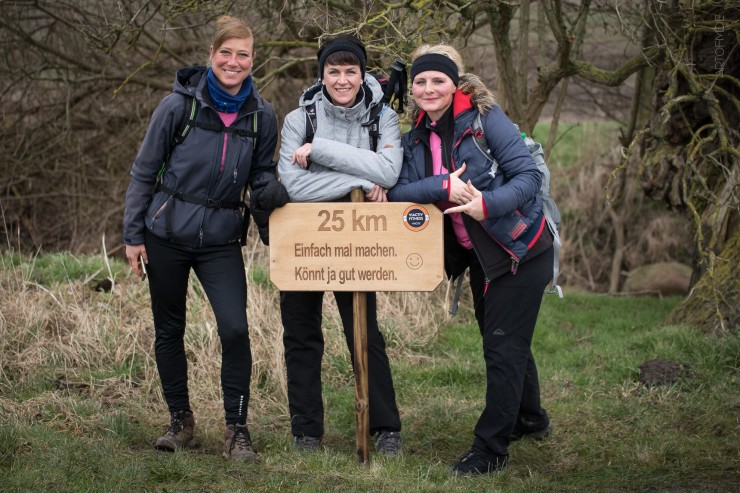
277,35,403,456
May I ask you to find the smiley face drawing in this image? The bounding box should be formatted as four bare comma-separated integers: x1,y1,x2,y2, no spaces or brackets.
406,253,423,270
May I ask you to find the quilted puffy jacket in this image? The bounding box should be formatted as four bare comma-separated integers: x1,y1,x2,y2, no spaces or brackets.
388,76,543,263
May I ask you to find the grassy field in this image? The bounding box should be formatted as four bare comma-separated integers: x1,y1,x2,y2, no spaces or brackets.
0,251,738,492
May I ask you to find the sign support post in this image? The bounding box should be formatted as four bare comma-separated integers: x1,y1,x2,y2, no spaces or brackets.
350,188,369,464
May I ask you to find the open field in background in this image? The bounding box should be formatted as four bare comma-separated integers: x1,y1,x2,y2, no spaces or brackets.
1,243,738,492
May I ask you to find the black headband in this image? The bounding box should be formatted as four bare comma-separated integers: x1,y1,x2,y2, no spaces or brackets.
410,53,459,86
317,35,367,78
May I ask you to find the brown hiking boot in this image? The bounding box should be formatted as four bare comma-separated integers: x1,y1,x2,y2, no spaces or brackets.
154,410,195,451
223,424,260,462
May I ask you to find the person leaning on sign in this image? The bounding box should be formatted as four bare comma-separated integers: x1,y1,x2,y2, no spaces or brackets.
122,15,287,462
277,35,404,455
387,44,554,475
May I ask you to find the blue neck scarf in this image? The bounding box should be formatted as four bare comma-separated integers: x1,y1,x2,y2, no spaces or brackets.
206,68,252,113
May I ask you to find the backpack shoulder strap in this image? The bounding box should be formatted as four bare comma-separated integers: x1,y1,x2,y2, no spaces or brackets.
174,95,199,146
362,103,385,152
156,95,198,181
304,102,317,144
472,113,500,179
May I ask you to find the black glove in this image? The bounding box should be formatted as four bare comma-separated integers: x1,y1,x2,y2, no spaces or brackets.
250,177,290,246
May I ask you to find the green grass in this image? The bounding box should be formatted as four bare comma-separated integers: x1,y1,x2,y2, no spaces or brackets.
531,121,621,169
1,288,737,492
1,251,128,286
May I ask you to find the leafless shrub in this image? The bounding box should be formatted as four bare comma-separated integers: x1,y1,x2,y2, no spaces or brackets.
554,129,692,292
0,225,449,432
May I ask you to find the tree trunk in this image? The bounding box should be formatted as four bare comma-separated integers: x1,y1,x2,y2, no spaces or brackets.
627,2,739,332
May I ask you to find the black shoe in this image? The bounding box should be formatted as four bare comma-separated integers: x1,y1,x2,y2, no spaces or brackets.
375,431,402,457
452,449,508,475
292,434,322,451
510,415,552,442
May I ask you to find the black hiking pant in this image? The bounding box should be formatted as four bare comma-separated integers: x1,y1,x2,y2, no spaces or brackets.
145,231,252,425
280,290,401,438
468,246,553,457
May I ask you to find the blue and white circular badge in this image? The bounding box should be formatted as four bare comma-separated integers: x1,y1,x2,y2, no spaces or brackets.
402,205,430,232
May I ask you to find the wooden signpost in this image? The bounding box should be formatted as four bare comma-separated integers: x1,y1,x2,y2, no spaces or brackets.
269,197,443,463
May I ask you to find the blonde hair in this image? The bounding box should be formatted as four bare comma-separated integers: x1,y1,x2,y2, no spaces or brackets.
409,43,496,120
211,15,253,51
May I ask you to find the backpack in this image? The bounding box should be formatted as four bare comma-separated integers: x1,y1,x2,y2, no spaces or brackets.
154,95,262,245
303,60,407,150
471,113,563,298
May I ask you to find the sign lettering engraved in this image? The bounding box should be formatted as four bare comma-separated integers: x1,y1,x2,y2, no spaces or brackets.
270,203,442,291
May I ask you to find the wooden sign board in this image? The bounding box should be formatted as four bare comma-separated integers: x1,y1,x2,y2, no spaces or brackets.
269,202,443,292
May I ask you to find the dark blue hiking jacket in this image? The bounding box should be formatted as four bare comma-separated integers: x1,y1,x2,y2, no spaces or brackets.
388,89,544,264
123,66,278,247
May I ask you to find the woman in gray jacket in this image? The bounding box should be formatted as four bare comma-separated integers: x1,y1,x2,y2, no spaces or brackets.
123,15,284,462
277,35,403,455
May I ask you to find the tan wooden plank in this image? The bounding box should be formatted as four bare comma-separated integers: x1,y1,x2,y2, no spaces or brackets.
269,202,444,292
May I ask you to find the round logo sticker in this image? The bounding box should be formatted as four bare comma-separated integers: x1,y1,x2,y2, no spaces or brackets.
403,205,430,232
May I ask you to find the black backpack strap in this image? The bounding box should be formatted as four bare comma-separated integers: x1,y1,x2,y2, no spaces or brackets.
174,95,199,145
361,103,385,152
156,183,245,240
304,102,317,144
155,184,243,209
155,95,199,184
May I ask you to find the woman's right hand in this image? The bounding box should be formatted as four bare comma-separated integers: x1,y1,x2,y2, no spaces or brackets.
125,244,148,278
449,163,473,205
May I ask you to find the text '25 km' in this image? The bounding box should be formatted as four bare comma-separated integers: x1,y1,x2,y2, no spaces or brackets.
317,209,387,232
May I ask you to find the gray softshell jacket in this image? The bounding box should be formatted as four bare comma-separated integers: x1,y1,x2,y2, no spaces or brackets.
123,66,278,248
278,75,402,202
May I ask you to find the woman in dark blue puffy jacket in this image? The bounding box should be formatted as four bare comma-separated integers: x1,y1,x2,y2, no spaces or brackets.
122,15,286,462
388,44,554,475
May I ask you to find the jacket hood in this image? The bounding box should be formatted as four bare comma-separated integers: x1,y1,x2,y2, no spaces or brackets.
298,73,384,110
173,66,207,97
411,72,496,125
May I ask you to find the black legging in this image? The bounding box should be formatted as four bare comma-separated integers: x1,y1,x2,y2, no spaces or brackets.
467,246,553,457
280,290,401,437
145,231,252,425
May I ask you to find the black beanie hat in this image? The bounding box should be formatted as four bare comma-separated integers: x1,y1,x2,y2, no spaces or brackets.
410,53,460,86
317,35,367,78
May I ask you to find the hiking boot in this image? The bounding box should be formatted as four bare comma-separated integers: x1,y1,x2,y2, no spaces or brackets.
154,410,195,451
223,424,260,462
510,415,552,442
375,431,402,456
292,434,322,451
452,449,508,476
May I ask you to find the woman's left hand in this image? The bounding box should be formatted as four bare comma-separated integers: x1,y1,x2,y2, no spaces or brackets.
291,143,313,169
366,184,387,202
444,180,485,221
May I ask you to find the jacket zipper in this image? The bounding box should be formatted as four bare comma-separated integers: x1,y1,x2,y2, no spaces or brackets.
451,128,473,171
151,197,171,226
